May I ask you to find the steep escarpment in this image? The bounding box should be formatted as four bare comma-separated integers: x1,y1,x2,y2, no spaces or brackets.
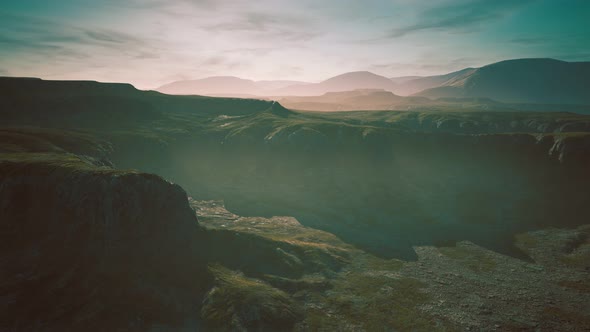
3,78,590,260
101,105,590,260
0,152,211,330
0,129,326,331
0,129,212,330
167,124,590,260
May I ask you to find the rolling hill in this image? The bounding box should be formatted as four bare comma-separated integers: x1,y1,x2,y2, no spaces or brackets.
278,89,432,111
274,71,398,96
156,76,308,96
277,89,590,113
390,68,477,95
157,71,399,97
416,59,590,105
155,59,590,107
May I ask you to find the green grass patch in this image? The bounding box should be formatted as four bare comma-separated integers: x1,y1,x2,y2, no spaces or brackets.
438,245,498,272
304,271,448,331
201,265,302,331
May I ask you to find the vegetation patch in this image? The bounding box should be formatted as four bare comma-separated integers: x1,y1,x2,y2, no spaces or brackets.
438,244,498,272
541,307,590,331
559,251,590,270
557,280,590,293
201,265,303,331
514,232,539,254
302,272,446,331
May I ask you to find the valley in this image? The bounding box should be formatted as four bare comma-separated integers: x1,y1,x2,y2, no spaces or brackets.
1,77,590,330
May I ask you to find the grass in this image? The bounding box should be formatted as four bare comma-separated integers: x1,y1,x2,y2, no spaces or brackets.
557,280,590,293
196,199,448,330
559,227,590,269
259,274,331,294
559,251,590,270
438,244,498,272
514,233,539,252
360,254,405,272
515,226,590,270
198,212,353,274
306,273,447,331
0,152,141,178
541,306,590,330
201,265,302,330
514,232,541,257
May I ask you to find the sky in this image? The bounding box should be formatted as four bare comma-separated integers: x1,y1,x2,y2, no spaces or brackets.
0,0,589,89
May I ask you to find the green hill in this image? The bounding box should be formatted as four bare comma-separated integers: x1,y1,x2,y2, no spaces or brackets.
416,59,590,105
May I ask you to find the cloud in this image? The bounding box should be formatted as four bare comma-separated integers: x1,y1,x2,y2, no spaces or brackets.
387,0,537,38
0,32,89,61
204,10,320,41
135,52,160,59
84,30,145,45
509,37,547,45
549,52,590,61
201,56,226,66
223,47,276,56
2,0,587,87
0,12,158,58
368,56,484,77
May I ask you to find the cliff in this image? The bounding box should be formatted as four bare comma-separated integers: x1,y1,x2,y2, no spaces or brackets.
0,131,210,330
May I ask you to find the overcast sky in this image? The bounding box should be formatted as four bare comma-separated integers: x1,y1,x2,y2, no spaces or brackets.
1,0,589,89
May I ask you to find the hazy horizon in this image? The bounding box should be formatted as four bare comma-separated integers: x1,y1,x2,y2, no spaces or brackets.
1,0,589,89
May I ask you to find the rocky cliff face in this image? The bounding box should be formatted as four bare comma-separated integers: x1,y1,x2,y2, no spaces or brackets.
120,109,590,260
0,151,210,330
0,128,317,331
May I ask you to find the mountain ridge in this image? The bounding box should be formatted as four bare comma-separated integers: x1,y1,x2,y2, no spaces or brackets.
154,58,590,105
416,58,590,104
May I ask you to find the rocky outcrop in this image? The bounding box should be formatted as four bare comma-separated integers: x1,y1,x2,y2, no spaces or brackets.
0,156,210,331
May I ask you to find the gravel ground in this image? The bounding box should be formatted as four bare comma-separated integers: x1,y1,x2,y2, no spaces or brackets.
192,199,590,331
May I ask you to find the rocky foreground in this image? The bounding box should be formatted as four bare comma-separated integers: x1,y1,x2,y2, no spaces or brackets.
194,199,590,331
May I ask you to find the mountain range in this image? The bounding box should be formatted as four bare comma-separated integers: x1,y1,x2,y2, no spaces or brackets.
416,58,590,105
156,58,590,106
157,76,307,98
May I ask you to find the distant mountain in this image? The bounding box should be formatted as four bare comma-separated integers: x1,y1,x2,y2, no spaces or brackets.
255,80,308,91
156,77,308,96
275,71,398,96
278,89,432,111
157,76,258,95
277,88,576,113
0,77,278,129
415,59,590,105
390,68,476,96
158,72,399,97
158,58,590,104
389,76,422,84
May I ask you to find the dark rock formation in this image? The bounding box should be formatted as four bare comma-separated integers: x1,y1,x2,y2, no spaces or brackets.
0,155,210,330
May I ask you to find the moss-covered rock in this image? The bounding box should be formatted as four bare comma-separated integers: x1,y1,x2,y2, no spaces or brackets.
201,265,303,331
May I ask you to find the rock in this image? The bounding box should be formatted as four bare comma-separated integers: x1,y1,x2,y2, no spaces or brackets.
0,157,210,330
